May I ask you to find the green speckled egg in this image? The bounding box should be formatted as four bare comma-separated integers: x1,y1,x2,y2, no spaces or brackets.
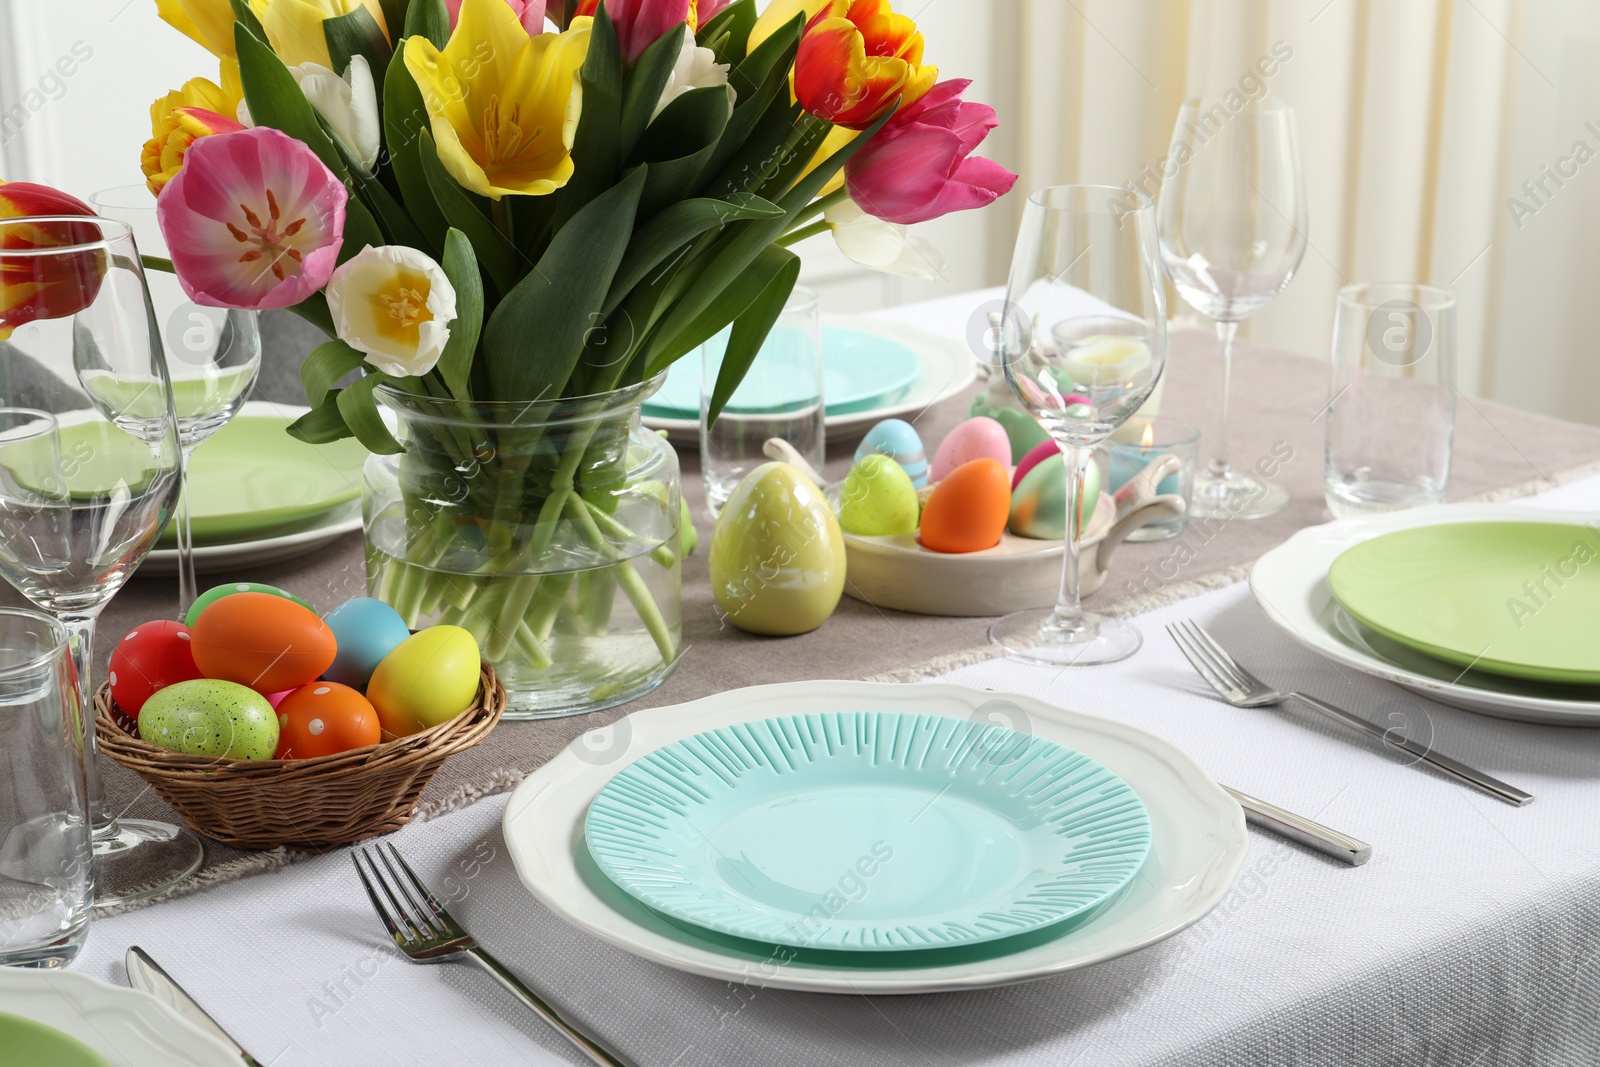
1008,453,1101,540
838,454,920,536
138,679,279,760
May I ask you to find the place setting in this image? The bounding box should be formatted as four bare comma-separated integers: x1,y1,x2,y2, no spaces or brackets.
2,0,1599,1064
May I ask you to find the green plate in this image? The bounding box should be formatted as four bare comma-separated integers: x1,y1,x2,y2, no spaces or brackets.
584,711,1151,951
1328,521,1600,685
158,414,367,545
0,1010,110,1067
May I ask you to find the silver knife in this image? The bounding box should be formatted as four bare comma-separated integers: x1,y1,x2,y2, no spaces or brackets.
126,946,263,1066
1225,785,1373,866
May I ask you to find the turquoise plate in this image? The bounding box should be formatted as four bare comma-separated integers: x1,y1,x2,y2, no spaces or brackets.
584,711,1152,951
643,326,923,418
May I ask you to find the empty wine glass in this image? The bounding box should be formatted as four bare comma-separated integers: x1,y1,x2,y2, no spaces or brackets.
992,186,1168,665
1158,97,1307,519
0,216,201,906
90,186,261,617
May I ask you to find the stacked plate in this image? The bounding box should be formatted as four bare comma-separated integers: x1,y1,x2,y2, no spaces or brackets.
141,401,368,575
503,681,1248,993
1251,504,1600,725
642,317,976,443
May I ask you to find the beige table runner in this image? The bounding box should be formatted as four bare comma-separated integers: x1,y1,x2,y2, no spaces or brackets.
46,327,1600,911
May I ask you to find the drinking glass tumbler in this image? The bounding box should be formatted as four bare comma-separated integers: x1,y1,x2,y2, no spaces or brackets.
1325,282,1456,517
0,608,92,968
700,285,823,515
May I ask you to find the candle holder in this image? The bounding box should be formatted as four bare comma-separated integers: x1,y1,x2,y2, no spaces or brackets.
1103,417,1201,541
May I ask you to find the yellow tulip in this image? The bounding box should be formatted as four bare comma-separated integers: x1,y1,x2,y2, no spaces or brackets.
748,0,827,52
155,0,240,59
404,0,592,200
256,0,389,70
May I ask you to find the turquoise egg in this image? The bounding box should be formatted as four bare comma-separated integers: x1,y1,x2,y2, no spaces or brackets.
1008,453,1102,540
855,419,928,490
184,582,311,628
323,598,411,689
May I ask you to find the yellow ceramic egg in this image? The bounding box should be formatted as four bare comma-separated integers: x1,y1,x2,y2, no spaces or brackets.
366,626,481,739
709,462,845,635
838,454,919,536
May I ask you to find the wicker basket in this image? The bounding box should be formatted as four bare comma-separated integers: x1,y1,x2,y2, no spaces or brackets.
94,664,505,850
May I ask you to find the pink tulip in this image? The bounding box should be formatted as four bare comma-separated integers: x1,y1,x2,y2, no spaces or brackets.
575,0,693,64
699,0,736,20
845,79,1018,225
156,126,347,310
446,0,546,35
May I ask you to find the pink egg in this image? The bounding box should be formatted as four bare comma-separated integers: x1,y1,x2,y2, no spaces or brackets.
930,417,1012,484
1012,439,1058,489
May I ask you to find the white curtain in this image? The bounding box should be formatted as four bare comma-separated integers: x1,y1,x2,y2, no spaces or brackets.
979,0,1600,425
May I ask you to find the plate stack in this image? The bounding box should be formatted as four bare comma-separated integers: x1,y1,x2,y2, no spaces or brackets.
502,681,1250,993
1251,505,1600,725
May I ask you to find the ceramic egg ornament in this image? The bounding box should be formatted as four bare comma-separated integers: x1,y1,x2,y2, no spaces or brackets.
919,458,1012,553
183,582,311,628
710,462,845,635
190,593,337,694
274,681,382,759
322,598,410,689
366,626,482,739
138,679,279,760
854,419,929,489
930,417,1012,484
1009,453,1101,540
109,620,203,719
837,455,920,537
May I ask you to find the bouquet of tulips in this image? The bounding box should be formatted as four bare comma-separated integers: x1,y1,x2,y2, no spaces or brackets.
139,0,1015,707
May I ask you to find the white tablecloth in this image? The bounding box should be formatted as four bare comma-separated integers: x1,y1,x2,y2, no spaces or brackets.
58,474,1600,1066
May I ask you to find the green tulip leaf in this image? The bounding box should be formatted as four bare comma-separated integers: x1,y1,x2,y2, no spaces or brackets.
337,373,404,454
300,339,369,408
552,5,623,232
404,0,449,49
604,193,781,315
704,246,802,426
619,25,686,161
437,228,483,400
697,0,757,65
324,6,392,80
228,0,266,41
288,390,355,444
382,53,450,252
417,130,519,294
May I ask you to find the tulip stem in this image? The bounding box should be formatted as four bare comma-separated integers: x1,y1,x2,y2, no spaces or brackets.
787,187,849,231
140,254,175,274
777,219,830,246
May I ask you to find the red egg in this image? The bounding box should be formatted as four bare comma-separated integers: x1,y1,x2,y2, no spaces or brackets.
919,458,1012,553
109,620,203,720
273,681,381,759
190,593,337,694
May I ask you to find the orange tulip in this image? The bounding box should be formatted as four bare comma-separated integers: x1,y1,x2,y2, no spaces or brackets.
0,182,105,341
793,0,935,129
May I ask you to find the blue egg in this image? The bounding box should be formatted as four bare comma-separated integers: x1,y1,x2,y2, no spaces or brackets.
855,419,928,490
322,598,411,689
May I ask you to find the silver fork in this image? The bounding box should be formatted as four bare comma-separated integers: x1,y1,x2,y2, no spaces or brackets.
1168,620,1532,807
353,843,635,1067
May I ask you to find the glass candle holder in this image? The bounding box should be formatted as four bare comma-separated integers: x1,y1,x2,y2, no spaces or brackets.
1103,416,1201,541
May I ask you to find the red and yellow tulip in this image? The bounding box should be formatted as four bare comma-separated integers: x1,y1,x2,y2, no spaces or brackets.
142,102,246,197
793,0,935,129
0,182,105,341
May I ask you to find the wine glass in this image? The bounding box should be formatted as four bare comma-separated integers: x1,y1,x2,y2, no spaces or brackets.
991,185,1168,666
1157,97,1307,520
90,186,261,617
0,216,201,906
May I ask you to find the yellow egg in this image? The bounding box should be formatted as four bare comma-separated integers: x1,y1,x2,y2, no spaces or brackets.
366,626,481,739
709,462,845,635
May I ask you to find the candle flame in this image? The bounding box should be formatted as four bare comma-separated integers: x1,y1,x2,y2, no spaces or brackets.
1141,422,1155,448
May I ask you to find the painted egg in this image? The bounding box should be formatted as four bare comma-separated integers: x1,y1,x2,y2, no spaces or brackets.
969,393,1050,463
190,593,337,694
322,598,410,689
1012,439,1057,489
184,582,312,628
366,626,481,740
919,458,1011,553
854,419,928,490
930,417,1011,484
837,454,919,537
110,619,203,718
709,462,845,635
1009,453,1101,540
138,679,278,760
273,681,381,759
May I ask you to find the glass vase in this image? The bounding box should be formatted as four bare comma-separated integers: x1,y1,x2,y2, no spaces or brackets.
363,379,682,719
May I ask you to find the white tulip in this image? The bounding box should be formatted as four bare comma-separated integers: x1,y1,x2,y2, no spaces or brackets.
326,245,458,378
292,55,382,173
824,199,947,281
651,30,734,124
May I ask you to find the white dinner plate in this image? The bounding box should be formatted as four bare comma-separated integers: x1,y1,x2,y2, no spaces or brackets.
0,968,237,1067
502,680,1247,994
138,501,362,575
1250,504,1600,725
642,317,977,444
